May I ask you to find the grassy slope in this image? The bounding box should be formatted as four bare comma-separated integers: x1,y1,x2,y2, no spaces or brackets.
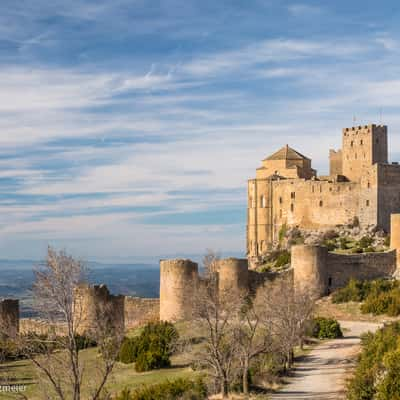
0,324,200,399
0,351,198,399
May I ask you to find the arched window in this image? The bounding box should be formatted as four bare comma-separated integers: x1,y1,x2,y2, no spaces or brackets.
351,141,354,147
367,182,370,189
279,196,283,204
319,200,323,207
290,204,294,212
366,200,370,207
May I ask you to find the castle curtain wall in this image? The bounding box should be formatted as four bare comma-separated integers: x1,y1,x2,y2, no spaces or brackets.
377,164,400,231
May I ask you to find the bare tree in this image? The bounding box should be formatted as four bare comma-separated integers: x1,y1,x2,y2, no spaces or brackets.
233,293,274,395
22,247,123,400
259,278,315,372
191,272,242,398
202,249,220,277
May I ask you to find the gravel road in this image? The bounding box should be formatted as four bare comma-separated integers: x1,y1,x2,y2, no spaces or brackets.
269,321,380,400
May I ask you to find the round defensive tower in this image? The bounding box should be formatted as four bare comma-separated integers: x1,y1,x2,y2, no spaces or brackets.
217,258,249,295
159,259,198,322
0,299,19,338
292,245,328,297
391,214,400,271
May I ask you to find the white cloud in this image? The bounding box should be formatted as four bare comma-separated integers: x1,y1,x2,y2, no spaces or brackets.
287,4,322,17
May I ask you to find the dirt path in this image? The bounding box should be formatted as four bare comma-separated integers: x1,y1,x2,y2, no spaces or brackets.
270,321,380,400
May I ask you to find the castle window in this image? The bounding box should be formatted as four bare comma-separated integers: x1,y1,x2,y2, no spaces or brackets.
367,182,370,188
328,277,332,287
291,192,295,199
279,196,283,204
320,186,322,193
351,141,354,147
319,200,323,207
290,204,294,212
360,140,363,145
366,200,370,207
260,195,266,208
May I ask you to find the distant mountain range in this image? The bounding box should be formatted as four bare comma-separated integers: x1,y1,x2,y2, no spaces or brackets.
0,260,160,317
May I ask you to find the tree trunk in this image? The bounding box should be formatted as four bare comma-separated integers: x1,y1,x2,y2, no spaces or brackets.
287,349,294,369
243,367,249,395
221,379,229,398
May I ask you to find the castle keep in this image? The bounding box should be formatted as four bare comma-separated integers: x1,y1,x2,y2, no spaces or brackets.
247,124,400,258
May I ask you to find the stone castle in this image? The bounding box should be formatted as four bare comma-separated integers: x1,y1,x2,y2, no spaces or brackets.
247,124,400,258
3,123,400,336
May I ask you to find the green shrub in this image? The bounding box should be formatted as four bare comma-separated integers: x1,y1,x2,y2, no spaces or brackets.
117,321,179,372
339,237,349,250
332,279,369,303
311,317,343,339
361,287,400,316
332,279,399,307
323,239,337,251
376,349,400,400
347,322,400,400
384,235,390,247
278,224,287,244
274,250,291,268
118,337,138,364
74,334,97,351
135,347,171,372
358,236,374,249
115,378,207,400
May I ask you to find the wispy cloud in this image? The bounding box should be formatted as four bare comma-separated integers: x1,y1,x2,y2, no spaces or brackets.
1,1,400,260
287,4,323,17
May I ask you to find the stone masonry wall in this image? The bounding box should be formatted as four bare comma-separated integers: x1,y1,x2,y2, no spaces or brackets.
124,297,159,329
326,250,396,290
0,299,19,338
20,318,67,336
291,244,397,295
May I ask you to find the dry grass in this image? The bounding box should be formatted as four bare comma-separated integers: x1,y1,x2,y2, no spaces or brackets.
0,345,200,399
315,295,399,323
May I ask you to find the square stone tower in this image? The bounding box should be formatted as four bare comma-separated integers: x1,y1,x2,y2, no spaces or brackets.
342,124,388,182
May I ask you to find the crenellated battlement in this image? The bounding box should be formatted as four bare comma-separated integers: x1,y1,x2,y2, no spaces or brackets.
247,123,398,257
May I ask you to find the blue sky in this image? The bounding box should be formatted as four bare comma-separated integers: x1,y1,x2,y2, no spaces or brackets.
1,0,400,262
